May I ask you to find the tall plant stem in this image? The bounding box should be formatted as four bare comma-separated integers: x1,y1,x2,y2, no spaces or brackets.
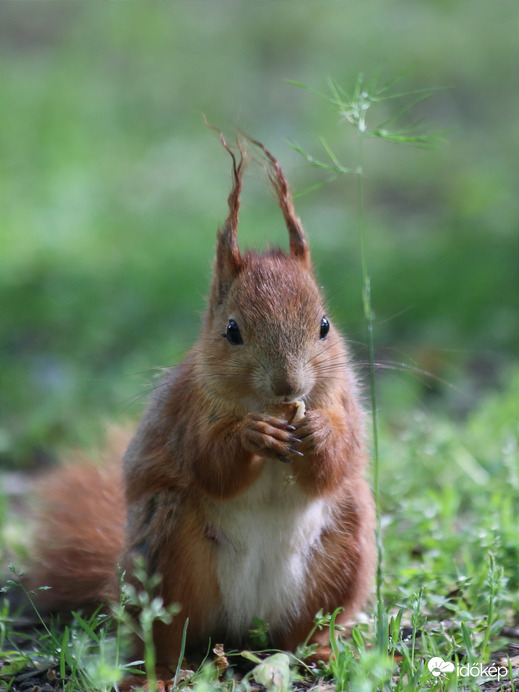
356,135,384,646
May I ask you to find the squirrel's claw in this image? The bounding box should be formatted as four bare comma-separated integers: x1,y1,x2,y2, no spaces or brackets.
241,413,302,462
292,409,333,456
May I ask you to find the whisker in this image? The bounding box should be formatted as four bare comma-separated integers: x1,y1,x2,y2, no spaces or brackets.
355,360,460,393
115,381,171,413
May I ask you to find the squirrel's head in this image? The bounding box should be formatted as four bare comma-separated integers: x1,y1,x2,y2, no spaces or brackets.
198,134,346,412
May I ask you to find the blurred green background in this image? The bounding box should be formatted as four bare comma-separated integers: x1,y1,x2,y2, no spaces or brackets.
1,1,518,468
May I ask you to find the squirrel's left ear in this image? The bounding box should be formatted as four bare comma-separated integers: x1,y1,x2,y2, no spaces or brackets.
246,136,311,268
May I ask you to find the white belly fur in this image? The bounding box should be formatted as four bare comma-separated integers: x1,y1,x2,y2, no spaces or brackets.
205,461,332,639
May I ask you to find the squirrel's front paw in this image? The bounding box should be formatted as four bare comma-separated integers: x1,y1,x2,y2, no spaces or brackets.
241,413,302,463
293,409,333,456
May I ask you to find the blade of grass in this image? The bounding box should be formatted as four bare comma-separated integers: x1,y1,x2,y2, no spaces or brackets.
173,617,189,688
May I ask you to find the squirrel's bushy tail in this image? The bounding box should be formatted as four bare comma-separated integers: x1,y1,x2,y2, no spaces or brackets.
27,429,129,612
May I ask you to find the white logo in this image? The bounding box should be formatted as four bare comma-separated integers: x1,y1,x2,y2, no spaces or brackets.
428,657,455,677
427,657,507,681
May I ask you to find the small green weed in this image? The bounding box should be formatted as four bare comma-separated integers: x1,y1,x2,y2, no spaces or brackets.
111,557,181,692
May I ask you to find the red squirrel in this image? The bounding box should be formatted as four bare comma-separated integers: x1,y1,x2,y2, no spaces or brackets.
28,134,375,678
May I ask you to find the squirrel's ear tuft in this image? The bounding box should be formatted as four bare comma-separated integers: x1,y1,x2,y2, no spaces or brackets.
245,135,310,267
214,130,246,288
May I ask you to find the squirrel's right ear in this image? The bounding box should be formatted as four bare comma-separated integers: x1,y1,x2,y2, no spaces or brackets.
213,134,246,300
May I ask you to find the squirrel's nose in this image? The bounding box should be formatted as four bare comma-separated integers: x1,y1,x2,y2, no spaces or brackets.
272,377,298,398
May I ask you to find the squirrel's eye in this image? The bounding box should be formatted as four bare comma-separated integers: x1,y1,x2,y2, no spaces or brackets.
319,316,330,340
222,319,243,345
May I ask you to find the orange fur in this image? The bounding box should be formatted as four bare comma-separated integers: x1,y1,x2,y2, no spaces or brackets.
26,137,375,681
29,459,125,610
